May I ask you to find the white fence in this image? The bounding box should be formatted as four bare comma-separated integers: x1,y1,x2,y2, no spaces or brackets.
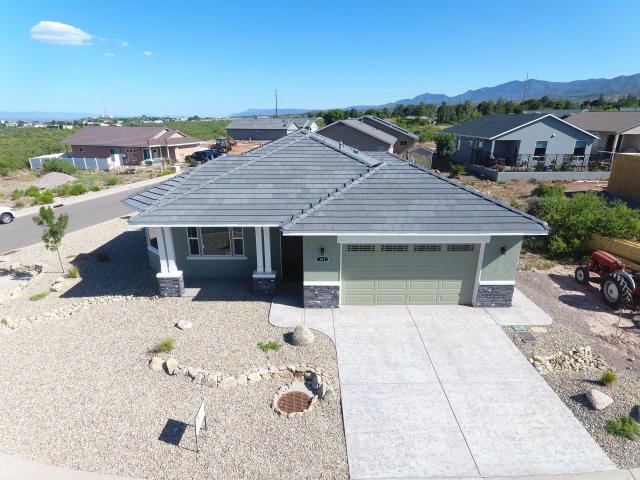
28,153,121,171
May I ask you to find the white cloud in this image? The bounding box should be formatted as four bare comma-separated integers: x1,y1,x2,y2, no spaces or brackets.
142,50,153,56
120,41,128,47
104,52,115,57
30,21,93,46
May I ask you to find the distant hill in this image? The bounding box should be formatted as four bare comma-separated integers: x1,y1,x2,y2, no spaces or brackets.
0,111,92,121
231,108,313,117
347,73,640,109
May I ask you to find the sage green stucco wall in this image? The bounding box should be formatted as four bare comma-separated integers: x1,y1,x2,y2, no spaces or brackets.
303,236,340,282
480,236,522,282
147,248,161,272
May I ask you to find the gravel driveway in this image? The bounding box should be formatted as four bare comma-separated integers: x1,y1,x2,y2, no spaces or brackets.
0,219,347,479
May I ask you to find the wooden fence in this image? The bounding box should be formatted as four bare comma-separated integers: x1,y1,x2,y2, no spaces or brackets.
584,233,640,271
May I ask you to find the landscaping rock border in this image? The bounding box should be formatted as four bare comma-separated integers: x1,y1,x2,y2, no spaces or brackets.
529,345,608,374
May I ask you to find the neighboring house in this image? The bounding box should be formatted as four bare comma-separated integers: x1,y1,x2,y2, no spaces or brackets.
124,130,548,308
607,153,640,202
565,111,640,155
317,119,397,152
443,114,603,181
226,118,298,141
406,145,435,169
359,115,419,154
291,118,319,132
61,126,203,165
521,109,588,119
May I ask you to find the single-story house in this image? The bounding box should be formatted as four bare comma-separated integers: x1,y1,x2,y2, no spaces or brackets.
317,119,397,152
61,126,203,165
359,115,419,154
124,130,548,308
226,118,298,141
565,111,640,155
291,118,319,132
407,145,435,168
443,114,604,181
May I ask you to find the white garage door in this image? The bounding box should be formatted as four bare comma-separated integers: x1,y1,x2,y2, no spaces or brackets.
341,243,479,305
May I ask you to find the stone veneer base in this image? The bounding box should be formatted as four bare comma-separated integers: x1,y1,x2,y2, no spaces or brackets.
253,272,276,296
475,284,514,307
304,285,339,308
156,272,185,297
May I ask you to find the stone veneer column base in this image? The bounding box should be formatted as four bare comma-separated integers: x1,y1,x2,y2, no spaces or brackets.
156,271,185,297
475,284,515,307
253,271,276,296
304,285,339,308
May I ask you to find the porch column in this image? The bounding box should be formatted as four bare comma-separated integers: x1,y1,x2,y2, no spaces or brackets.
489,140,495,158
262,227,272,272
155,227,184,297
255,227,264,272
612,134,620,153
252,226,276,296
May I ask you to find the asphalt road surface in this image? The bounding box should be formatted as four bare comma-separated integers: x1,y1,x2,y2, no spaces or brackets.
0,188,141,254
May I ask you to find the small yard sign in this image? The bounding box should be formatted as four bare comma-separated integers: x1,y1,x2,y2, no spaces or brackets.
194,400,207,452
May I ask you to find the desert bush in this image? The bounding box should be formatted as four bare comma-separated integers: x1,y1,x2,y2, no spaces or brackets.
25,185,40,197
43,158,76,175
69,183,88,196
33,190,54,205
154,337,175,353
67,266,80,278
449,162,465,179
10,189,23,200
30,291,49,301
607,416,640,440
89,184,101,192
531,183,564,198
258,340,283,353
104,175,120,186
601,369,617,387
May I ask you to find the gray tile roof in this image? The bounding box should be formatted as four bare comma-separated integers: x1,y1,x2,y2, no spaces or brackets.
319,119,398,144
226,118,297,130
360,115,419,140
442,114,549,139
290,118,316,129
61,126,201,147
125,130,547,235
564,111,640,134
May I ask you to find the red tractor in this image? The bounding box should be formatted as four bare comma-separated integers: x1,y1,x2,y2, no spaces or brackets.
575,250,640,309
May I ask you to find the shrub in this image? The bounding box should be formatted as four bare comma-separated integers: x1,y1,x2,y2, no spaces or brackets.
154,337,175,353
531,183,564,198
30,291,49,301
10,189,23,200
67,266,80,278
434,133,457,158
156,169,173,177
104,175,120,186
89,184,101,192
33,190,54,205
258,340,283,353
14,200,24,208
25,185,40,197
43,158,76,175
69,183,88,196
449,162,465,179
607,416,640,440
601,369,617,387
96,251,110,262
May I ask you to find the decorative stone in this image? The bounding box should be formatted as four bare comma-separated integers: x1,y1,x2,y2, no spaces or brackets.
175,320,192,330
220,377,237,389
261,373,272,380
194,373,205,384
149,357,164,372
291,325,315,346
247,372,261,383
321,388,335,402
287,364,296,372
236,374,248,385
165,358,179,375
586,389,613,410
280,370,293,379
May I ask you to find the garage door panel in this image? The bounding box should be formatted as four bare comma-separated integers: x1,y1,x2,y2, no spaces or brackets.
341,244,478,305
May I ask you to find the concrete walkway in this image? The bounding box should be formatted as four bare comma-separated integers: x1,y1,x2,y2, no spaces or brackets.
0,454,136,480
269,292,615,479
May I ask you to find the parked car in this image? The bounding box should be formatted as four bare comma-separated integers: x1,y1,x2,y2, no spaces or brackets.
0,206,15,224
187,149,224,165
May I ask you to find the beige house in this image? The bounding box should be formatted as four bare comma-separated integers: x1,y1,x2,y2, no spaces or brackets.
566,111,640,155
62,126,203,165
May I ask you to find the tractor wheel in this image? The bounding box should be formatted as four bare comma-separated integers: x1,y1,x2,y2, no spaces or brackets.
575,266,590,285
601,272,633,309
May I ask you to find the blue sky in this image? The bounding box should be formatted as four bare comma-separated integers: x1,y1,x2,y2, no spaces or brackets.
2,0,639,117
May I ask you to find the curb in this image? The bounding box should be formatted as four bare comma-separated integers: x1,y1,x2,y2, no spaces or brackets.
13,173,177,219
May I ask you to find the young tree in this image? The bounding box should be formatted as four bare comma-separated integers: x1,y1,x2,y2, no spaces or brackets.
435,133,457,159
33,206,69,273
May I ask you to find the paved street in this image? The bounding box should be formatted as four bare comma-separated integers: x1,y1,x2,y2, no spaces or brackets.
0,188,140,254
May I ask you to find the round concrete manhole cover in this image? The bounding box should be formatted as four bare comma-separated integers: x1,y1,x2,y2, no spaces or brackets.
277,391,311,414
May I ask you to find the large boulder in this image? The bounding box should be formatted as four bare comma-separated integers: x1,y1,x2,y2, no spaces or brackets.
586,389,613,410
291,325,315,346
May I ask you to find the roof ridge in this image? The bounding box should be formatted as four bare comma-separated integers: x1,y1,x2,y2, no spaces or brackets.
138,133,308,215
303,130,381,167
283,161,387,230
406,162,549,230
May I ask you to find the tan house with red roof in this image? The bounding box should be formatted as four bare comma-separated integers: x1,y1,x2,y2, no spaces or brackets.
61,126,203,165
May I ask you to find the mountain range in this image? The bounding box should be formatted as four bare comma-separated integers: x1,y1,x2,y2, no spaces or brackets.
232,73,640,116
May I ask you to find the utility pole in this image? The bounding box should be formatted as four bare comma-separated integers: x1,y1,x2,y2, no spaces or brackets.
275,89,278,117
522,73,529,105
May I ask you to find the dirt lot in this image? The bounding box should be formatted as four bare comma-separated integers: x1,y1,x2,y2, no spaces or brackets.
229,140,268,155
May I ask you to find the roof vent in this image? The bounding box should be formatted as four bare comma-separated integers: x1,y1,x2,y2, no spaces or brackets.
339,141,343,149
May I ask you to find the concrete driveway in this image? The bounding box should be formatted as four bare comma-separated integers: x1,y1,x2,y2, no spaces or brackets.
333,305,615,479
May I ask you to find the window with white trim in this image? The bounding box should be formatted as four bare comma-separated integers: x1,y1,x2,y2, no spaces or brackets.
414,244,441,252
146,228,159,252
447,244,474,252
347,244,375,252
186,227,244,257
381,244,408,252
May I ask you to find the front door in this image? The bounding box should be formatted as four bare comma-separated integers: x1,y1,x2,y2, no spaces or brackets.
281,235,303,282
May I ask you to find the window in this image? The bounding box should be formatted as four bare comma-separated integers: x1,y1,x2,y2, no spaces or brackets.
186,227,244,257
109,148,117,155
256,130,262,136
147,228,159,251
534,141,548,157
399,140,408,146
347,244,375,252
414,244,441,252
380,244,408,252
447,244,474,252
78,147,85,153
573,140,587,156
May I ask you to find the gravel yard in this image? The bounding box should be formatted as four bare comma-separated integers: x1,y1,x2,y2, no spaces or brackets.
509,265,640,469
0,218,347,479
